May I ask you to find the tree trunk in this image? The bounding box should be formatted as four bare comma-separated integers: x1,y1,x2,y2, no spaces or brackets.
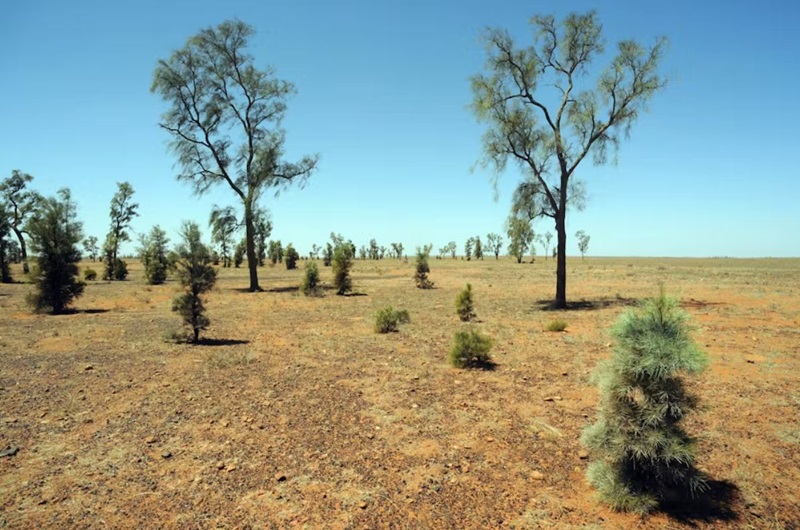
11,226,29,274
243,200,261,292
554,210,567,309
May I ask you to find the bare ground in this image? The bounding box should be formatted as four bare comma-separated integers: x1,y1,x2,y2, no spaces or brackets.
1,257,799,529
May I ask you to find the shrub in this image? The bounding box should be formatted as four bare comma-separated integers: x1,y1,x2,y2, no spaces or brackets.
581,288,709,515
332,243,352,295
322,242,333,267
285,243,299,270
171,222,217,343
414,244,434,289
374,306,410,333
233,239,245,268
25,189,85,314
83,268,98,281
113,258,128,281
449,328,493,368
301,261,321,296
455,283,476,322
139,225,170,285
545,319,568,332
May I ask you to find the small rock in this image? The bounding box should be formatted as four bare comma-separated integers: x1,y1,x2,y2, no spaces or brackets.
146,436,158,444
84,365,94,371
530,470,545,480
161,451,172,459
578,450,589,460
0,447,19,458
275,473,287,482
486,437,494,443
226,463,237,472
543,396,562,402
216,461,225,470
358,501,368,509
366,433,375,440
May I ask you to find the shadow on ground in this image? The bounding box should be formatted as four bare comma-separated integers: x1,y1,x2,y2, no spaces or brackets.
536,297,639,311
196,338,250,347
662,480,740,525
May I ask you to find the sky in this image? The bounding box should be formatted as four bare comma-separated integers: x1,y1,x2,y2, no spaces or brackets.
1,0,799,258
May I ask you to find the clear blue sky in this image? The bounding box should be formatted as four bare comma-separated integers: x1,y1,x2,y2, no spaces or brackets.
2,0,799,257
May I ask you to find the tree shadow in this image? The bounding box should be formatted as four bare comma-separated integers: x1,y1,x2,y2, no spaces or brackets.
196,338,250,347
535,296,639,311
81,309,110,314
265,286,300,294
463,360,498,371
340,291,368,297
661,480,740,525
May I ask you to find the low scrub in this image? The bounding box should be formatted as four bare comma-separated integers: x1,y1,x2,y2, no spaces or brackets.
83,268,98,281
455,283,476,322
301,261,321,296
449,328,493,369
545,319,568,332
374,306,410,333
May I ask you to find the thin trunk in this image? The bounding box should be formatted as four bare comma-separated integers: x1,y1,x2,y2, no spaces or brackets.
11,226,29,274
243,200,261,292
554,210,567,309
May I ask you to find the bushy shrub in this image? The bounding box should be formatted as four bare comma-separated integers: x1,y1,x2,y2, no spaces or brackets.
233,239,245,268
332,244,352,295
414,245,434,289
25,189,85,314
449,328,493,368
322,242,333,267
456,283,476,322
83,268,98,281
301,261,321,296
139,225,170,285
545,319,568,332
581,288,709,515
171,222,217,343
374,306,410,333
285,243,299,270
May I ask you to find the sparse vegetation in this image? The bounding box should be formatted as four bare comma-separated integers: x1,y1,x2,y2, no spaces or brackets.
455,283,476,322
83,268,98,281
449,328,493,369
374,306,410,333
581,288,709,514
332,243,353,295
0,169,41,274
414,244,434,289
138,225,170,285
284,243,299,270
545,319,568,332
103,182,138,281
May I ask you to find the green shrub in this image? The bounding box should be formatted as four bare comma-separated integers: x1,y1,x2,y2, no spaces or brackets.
171,222,217,343
455,283,476,322
285,244,300,270
332,244,352,295
414,244,434,289
139,225,170,285
113,258,128,281
545,319,568,332
449,328,493,368
374,306,410,333
581,288,709,515
83,268,98,281
301,261,321,296
233,239,245,268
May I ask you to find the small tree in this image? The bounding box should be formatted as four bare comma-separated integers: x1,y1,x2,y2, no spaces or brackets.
25,189,85,314
172,222,217,343
0,170,42,274
301,261,321,296
0,204,13,283
486,233,503,259
506,216,534,264
103,182,138,281
576,230,590,260
139,225,170,285
368,238,379,260
447,241,457,259
464,238,474,261
233,239,246,268
358,245,367,260
581,289,709,514
284,243,299,270
473,236,483,259
254,209,273,266
82,236,99,262
391,242,404,260
455,283,476,322
209,206,239,268
322,242,333,266
268,239,283,266
449,328,493,369
539,232,553,261
332,243,353,295
414,244,434,289
309,243,321,260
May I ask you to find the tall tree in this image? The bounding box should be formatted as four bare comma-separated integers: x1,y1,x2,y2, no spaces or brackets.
0,203,13,283
152,19,318,292
209,205,239,267
0,170,42,274
103,182,139,280
486,233,503,259
25,189,85,314
471,11,665,308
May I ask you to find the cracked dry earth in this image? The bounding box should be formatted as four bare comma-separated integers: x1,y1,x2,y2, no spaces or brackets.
1,257,799,529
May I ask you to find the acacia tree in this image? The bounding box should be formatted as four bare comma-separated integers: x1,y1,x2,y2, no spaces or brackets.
486,233,503,259
103,182,138,280
152,19,318,292
209,206,239,267
507,215,534,264
0,170,42,274
471,12,665,308
82,236,99,261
